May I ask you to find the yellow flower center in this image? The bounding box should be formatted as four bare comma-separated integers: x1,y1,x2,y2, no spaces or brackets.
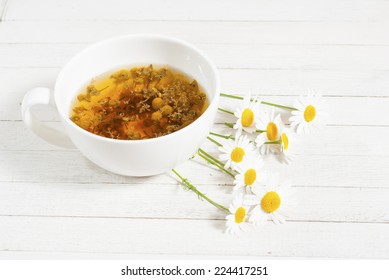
266,122,279,141
230,147,245,163
234,207,246,224
261,191,281,213
281,133,289,150
244,168,257,186
304,105,316,122
241,108,254,127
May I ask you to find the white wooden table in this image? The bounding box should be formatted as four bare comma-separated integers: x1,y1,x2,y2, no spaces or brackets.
1,0,389,259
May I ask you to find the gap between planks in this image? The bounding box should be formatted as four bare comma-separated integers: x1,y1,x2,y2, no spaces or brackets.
0,180,388,189
0,214,387,225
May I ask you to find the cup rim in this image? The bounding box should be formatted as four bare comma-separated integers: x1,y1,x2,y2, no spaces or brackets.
55,33,220,144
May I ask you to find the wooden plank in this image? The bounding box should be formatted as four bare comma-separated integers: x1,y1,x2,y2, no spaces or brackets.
206,125,389,157
1,21,389,45
0,150,388,188
2,68,388,98
0,182,388,223
216,95,389,126
0,68,59,96
219,69,389,97
1,43,389,71
0,251,281,260
1,216,388,258
2,82,389,125
4,0,389,22
0,43,84,68
2,121,389,157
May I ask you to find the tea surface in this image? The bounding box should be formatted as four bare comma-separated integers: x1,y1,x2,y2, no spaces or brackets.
70,65,207,140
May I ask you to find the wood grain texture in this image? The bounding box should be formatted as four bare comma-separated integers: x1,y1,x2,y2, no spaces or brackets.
2,68,389,97
0,0,388,259
1,43,389,70
1,21,389,45
1,149,388,188
2,122,387,157
1,216,389,258
4,0,389,22
1,182,388,223
2,90,389,126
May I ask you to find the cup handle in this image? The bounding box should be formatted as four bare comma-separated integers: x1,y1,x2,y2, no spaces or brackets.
21,87,75,149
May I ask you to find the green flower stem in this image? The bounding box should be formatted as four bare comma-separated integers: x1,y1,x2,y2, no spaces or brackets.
224,122,234,129
218,107,234,115
220,92,243,100
197,150,236,178
172,169,230,213
220,92,297,111
197,152,235,178
198,148,226,168
260,101,297,111
224,122,266,133
207,136,223,147
265,140,282,145
210,131,235,140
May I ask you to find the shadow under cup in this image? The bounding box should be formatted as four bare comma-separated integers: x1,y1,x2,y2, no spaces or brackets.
55,34,220,176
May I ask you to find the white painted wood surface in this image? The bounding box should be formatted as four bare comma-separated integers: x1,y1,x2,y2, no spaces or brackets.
1,0,389,259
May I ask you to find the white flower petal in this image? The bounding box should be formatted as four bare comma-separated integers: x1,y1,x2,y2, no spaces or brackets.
290,94,327,134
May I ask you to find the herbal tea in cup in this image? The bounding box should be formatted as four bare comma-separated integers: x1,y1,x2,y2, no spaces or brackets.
70,65,207,140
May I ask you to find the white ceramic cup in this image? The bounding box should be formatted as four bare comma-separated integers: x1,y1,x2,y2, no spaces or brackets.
21,34,220,176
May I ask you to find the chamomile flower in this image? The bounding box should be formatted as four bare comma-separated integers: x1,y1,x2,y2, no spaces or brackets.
245,174,295,225
225,194,252,234
233,93,261,134
255,109,284,154
219,133,254,170
289,93,327,134
233,156,265,194
278,128,296,164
